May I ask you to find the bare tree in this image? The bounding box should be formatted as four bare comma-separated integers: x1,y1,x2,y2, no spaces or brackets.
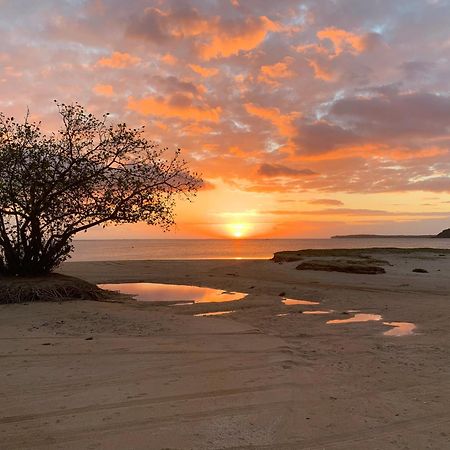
0,102,202,276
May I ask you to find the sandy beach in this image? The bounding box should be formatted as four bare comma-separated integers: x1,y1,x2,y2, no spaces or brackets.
1,250,450,449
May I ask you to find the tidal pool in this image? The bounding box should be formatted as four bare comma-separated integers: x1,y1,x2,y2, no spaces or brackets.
327,313,383,324
282,298,320,306
98,283,246,303
383,322,416,336
194,311,235,317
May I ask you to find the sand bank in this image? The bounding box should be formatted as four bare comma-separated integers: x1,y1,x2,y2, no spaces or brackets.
1,249,449,449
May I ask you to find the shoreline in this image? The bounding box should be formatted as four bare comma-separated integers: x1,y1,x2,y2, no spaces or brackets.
70,240,450,263
1,249,450,449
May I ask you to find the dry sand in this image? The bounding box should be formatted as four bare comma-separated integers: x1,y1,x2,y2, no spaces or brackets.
1,249,449,449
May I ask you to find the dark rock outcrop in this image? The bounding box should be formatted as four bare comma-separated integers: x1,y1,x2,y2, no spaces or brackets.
295,260,386,275
435,228,450,238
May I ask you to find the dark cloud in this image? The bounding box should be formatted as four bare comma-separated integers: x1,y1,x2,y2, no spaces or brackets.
152,76,202,96
329,91,450,139
293,121,360,155
126,6,204,44
400,60,434,80
257,163,317,177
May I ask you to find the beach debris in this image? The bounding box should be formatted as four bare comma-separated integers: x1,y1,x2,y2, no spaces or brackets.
412,268,428,273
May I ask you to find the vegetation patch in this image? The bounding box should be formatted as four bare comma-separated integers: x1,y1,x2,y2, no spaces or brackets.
0,274,111,304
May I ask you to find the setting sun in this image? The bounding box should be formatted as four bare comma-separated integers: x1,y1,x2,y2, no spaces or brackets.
226,223,251,239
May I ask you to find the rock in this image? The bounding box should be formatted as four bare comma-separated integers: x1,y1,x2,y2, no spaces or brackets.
296,260,385,275
412,268,428,273
435,228,450,238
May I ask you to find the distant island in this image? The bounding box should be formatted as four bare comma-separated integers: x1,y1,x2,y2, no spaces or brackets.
332,228,450,239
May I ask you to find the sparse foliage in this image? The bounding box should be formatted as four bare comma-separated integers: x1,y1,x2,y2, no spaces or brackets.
0,103,202,276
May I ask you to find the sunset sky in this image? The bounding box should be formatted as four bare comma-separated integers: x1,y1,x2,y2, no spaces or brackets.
1,0,450,238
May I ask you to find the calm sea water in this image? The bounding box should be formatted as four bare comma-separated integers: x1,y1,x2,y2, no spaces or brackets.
71,238,450,261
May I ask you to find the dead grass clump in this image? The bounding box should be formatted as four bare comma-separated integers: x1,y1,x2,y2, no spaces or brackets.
0,274,110,304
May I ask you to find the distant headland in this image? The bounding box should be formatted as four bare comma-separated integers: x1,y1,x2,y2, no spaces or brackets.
332,228,450,239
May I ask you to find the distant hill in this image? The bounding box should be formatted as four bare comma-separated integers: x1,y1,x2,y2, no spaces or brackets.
436,228,450,238
332,230,450,239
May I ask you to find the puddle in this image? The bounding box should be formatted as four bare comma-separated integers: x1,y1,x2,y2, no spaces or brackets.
276,313,290,317
383,322,416,337
169,302,194,306
98,283,246,303
303,310,332,315
327,313,382,324
327,313,416,337
194,311,235,317
282,298,320,306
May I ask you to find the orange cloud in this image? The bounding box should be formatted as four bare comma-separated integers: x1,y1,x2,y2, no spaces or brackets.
189,64,219,77
96,51,141,68
199,16,279,60
161,53,177,65
245,103,299,137
181,122,214,136
317,27,367,55
258,56,295,85
307,58,334,81
128,96,221,122
92,84,114,96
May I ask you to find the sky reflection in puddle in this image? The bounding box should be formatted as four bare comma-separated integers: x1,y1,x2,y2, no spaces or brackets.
303,310,333,315
282,298,320,306
194,310,236,317
98,283,246,303
383,322,416,336
327,313,382,324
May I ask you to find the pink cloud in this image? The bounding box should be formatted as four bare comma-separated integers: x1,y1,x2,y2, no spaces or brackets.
92,84,114,96
96,52,141,68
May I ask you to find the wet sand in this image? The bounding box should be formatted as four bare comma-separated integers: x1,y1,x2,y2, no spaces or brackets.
1,250,449,449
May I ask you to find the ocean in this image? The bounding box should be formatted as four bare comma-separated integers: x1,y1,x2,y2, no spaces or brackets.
71,238,450,261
